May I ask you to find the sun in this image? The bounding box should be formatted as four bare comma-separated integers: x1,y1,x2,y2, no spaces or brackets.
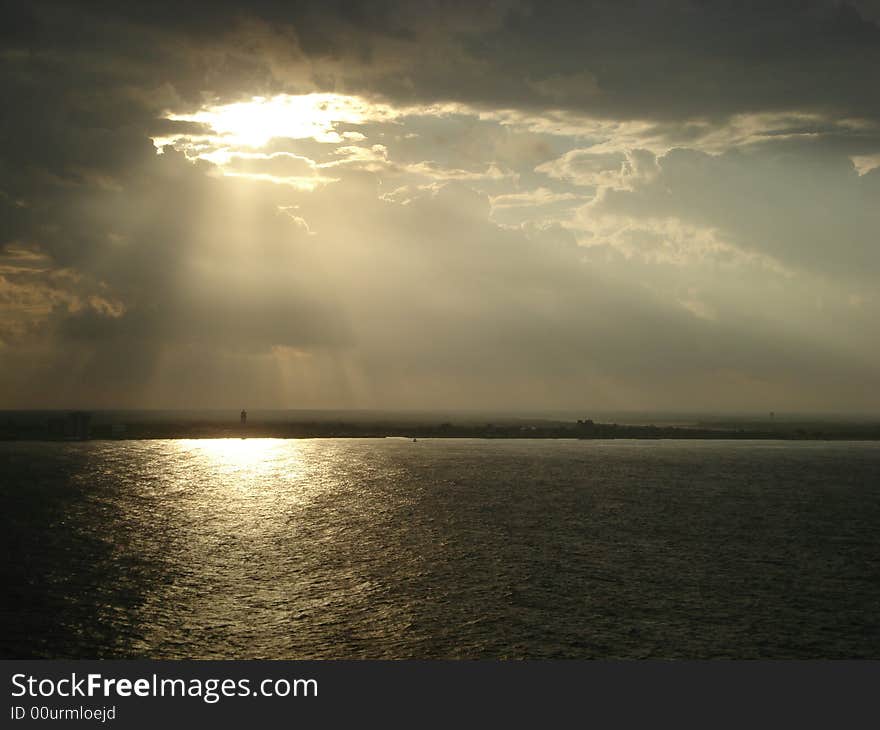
151,92,403,188
164,93,396,149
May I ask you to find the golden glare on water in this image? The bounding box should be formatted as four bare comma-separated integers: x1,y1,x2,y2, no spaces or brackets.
174,437,298,481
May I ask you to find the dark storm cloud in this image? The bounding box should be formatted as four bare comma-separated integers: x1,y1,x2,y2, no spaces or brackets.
467,0,880,120
8,1,880,118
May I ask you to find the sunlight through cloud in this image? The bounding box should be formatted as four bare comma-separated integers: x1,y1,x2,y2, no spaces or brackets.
165,93,400,148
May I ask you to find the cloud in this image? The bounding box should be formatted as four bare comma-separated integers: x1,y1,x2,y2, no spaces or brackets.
526,70,601,102
536,148,658,190
224,152,317,177
490,188,584,209
2,0,880,411
590,143,880,280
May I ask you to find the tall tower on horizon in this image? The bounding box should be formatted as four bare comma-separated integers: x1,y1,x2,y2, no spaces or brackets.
240,409,247,426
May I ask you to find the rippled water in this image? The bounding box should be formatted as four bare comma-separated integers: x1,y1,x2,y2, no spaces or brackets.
2,438,879,658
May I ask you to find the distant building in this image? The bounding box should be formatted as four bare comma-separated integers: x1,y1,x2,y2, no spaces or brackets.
48,411,92,440
47,417,66,439
70,412,91,440
240,409,247,426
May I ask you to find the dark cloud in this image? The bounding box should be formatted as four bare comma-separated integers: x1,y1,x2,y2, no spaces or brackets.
7,1,880,117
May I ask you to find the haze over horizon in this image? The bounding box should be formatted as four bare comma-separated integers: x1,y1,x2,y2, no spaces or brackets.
2,1,880,413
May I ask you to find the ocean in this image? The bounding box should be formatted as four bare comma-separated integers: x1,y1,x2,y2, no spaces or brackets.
2,438,878,658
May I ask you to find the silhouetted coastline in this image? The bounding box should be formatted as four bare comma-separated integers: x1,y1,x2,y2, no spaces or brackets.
3,412,880,441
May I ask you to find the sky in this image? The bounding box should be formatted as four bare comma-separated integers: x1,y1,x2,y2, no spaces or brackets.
1,0,879,413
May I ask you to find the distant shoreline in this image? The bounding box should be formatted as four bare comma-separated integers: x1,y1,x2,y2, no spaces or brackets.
4,419,880,441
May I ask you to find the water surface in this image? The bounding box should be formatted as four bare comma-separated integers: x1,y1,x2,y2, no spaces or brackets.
2,439,878,658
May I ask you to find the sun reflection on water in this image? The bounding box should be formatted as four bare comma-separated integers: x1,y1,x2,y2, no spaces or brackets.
128,438,419,658
168,438,312,533
174,437,295,478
